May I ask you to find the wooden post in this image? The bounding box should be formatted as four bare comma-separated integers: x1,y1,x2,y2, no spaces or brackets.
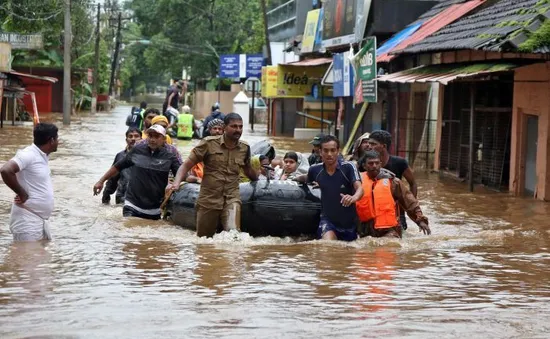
63,0,72,125
30,92,40,125
469,83,476,192
92,3,100,114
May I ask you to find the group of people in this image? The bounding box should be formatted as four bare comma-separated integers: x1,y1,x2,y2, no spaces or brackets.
295,131,430,241
1,109,430,242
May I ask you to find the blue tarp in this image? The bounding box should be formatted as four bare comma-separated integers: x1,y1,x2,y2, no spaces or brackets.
376,21,423,56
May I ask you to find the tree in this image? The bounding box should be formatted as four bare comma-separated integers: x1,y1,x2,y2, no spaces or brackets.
122,0,267,92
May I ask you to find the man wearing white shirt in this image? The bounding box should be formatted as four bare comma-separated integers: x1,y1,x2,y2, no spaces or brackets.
1,123,59,241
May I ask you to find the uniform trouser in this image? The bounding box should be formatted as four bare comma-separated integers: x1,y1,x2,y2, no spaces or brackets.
195,201,241,238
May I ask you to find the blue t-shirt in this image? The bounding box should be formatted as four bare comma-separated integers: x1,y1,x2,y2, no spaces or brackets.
307,160,361,229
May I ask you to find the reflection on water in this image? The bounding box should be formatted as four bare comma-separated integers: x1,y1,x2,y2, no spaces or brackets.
0,107,549,338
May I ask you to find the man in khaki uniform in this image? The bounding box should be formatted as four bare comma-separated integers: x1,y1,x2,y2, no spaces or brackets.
168,113,258,237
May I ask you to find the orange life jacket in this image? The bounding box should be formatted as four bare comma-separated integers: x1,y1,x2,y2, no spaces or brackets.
191,162,204,179
356,172,399,229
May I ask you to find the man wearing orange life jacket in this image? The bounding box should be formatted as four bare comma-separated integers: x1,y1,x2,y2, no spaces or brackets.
185,118,224,184
355,150,430,238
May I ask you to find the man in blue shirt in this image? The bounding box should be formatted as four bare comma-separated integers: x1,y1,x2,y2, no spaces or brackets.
296,135,363,241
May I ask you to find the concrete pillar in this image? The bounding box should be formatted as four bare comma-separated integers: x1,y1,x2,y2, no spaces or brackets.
233,87,249,128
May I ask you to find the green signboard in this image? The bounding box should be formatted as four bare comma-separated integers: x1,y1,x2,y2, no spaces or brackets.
354,37,377,103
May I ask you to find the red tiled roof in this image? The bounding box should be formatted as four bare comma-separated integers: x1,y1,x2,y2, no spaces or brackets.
378,0,486,62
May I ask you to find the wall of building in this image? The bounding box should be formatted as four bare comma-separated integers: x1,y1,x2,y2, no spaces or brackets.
511,62,550,200
193,84,242,119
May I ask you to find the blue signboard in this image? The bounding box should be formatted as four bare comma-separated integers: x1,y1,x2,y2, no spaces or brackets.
220,54,240,78
246,54,263,77
333,51,354,97
220,53,264,78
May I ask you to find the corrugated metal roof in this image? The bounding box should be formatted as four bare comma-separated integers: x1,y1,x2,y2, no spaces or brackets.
284,58,332,66
6,71,58,83
377,62,516,84
380,0,486,62
401,0,550,54
376,22,423,60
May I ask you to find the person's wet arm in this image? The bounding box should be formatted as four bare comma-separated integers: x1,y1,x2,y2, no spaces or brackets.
104,152,124,195
392,179,430,234
0,160,27,202
340,164,363,206
402,167,418,197
93,152,133,195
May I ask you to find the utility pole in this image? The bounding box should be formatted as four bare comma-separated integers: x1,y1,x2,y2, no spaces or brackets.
63,0,72,125
260,0,272,65
91,3,100,114
108,12,122,98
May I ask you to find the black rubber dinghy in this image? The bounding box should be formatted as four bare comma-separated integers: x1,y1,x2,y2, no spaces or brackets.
165,180,321,237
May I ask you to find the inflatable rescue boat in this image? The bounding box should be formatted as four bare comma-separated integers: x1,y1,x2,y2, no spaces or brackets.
165,180,321,237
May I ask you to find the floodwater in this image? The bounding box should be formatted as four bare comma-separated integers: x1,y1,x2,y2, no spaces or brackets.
1,106,549,339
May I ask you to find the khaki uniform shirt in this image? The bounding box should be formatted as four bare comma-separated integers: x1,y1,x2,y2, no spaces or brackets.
189,135,251,209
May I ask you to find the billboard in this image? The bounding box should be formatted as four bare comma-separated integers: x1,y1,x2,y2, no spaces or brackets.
261,66,278,98
219,54,263,78
302,9,322,54
332,51,354,97
276,65,328,98
322,0,372,49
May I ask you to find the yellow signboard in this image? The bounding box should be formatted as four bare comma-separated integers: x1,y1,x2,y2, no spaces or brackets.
0,42,12,72
302,9,321,54
276,65,327,98
261,66,278,98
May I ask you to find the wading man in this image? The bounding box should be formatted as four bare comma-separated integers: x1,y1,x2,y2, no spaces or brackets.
1,123,59,241
367,130,418,230
102,127,142,205
186,118,225,184
167,113,258,237
355,150,430,238
296,135,363,242
93,125,181,220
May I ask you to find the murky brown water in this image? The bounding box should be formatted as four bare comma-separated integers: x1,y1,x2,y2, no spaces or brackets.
1,106,549,338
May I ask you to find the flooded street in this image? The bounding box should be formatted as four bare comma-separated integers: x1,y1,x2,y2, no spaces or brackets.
1,106,549,338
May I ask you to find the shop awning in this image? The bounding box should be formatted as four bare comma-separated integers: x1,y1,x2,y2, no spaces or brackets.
284,57,332,66
3,70,58,83
376,63,517,85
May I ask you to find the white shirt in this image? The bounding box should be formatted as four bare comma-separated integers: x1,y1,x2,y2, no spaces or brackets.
11,144,54,219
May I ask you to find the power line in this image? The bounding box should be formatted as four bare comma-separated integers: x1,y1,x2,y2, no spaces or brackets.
0,5,63,21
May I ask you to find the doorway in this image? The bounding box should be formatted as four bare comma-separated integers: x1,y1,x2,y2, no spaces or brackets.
524,115,538,196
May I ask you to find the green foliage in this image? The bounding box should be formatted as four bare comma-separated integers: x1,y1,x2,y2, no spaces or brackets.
122,0,267,93
519,19,550,52
1,0,115,94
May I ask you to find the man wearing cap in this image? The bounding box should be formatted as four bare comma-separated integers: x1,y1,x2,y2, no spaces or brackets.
145,114,174,145
167,113,258,237
137,113,181,163
93,125,181,220
308,134,324,165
